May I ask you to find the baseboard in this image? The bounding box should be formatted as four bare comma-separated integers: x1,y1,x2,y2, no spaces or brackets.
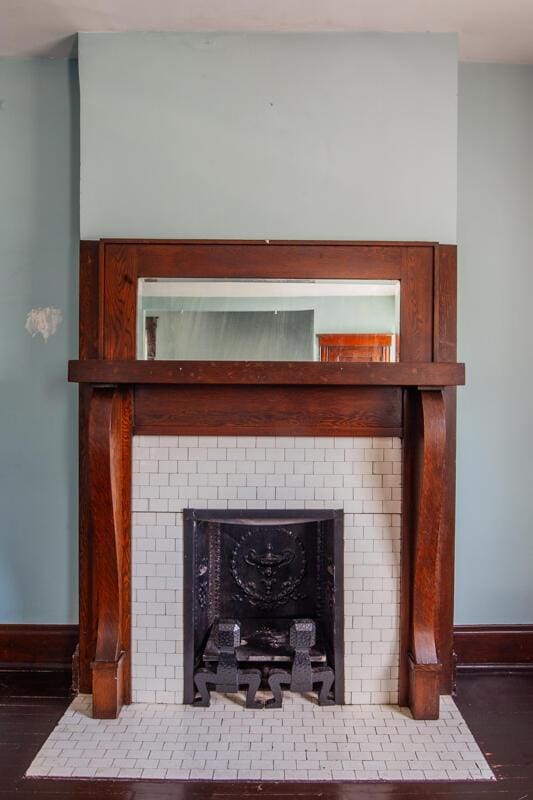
1,624,531,677
0,624,79,668
454,624,533,670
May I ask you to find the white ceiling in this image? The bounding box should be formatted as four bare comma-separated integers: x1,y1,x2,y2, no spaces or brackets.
2,0,533,62
140,280,400,298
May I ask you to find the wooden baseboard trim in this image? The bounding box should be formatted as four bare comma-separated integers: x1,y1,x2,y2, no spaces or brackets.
0,624,79,667
454,624,533,667
1,624,530,676
456,663,533,676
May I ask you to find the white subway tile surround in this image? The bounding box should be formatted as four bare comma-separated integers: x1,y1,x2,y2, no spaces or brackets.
131,435,402,706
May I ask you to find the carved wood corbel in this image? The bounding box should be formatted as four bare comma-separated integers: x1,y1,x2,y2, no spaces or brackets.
88,385,132,718
408,389,446,719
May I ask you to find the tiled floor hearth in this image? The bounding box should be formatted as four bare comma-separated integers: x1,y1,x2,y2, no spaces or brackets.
26,694,494,782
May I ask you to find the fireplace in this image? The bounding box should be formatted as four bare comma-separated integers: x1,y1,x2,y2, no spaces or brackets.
70,238,465,720
183,509,344,707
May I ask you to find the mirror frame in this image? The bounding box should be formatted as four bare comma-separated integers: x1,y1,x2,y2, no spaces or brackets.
90,239,439,364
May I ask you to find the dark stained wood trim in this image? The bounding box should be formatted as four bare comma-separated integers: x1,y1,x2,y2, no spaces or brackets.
133,242,404,279
0,625,79,666
399,247,434,362
102,244,137,360
121,392,133,705
454,625,533,666
5,623,531,673
97,239,106,358
80,242,101,361
88,387,132,718
407,390,446,719
69,360,465,386
101,238,438,246
434,245,458,363
100,239,439,363
434,244,458,695
134,385,403,437
398,391,415,707
78,241,100,694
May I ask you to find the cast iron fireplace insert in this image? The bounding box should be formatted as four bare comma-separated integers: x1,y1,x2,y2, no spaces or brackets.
183,509,344,706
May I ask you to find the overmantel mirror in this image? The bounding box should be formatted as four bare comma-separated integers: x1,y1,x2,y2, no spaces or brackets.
95,240,438,363
137,278,400,363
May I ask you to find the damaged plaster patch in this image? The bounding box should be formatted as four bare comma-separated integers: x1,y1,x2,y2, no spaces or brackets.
25,307,63,341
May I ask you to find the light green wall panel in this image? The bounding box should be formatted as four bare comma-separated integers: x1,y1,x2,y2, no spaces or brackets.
456,63,533,623
79,32,458,243
0,59,79,622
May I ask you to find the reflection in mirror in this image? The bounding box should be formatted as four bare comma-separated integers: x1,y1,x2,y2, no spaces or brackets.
137,279,400,362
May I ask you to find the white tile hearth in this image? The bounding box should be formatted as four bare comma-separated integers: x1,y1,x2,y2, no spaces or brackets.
26,694,494,782
132,435,402,706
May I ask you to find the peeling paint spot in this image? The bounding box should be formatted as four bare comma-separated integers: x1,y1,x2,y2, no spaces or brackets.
25,307,63,341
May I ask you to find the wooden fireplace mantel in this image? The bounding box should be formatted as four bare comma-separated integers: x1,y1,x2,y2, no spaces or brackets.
69,360,464,387
73,238,462,721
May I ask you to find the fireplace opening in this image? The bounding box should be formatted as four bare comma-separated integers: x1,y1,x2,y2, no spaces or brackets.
183,509,344,708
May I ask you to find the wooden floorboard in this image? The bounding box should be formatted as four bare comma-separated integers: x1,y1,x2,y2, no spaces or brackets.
0,674,532,799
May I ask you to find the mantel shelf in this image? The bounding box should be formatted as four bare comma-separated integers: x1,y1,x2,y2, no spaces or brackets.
69,360,465,387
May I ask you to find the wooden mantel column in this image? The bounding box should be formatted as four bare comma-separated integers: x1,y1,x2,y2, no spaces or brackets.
88,385,132,718
407,389,447,719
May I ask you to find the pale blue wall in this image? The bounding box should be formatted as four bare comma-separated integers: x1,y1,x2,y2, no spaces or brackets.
79,32,458,243
2,49,531,626
456,64,533,623
0,59,79,622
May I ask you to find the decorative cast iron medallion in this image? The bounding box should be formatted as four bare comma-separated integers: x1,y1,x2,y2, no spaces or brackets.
196,557,209,610
231,527,306,609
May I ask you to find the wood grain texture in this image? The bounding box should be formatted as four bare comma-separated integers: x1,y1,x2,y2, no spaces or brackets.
434,244,458,695
102,244,137,360
134,385,402,437
88,387,132,718
120,390,133,705
437,388,456,695
79,242,101,361
400,247,434,362
69,360,465,386
408,390,446,719
133,241,405,279
78,241,100,694
408,656,442,721
434,245,458,363
398,390,415,707
0,625,78,666
454,625,533,665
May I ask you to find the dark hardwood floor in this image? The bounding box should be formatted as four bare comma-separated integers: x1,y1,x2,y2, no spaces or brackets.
0,671,532,799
